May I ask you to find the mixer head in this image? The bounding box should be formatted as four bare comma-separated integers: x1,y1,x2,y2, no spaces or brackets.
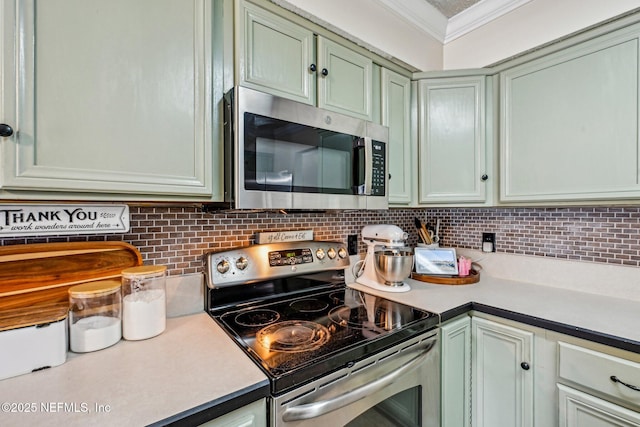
361,224,407,248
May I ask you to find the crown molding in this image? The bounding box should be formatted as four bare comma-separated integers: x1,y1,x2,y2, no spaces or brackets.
376,0,448,42
445,0,532,43
376,0,532,44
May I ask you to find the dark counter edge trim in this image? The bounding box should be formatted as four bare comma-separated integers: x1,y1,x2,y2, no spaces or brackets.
442,302,640,354
148,380,270,427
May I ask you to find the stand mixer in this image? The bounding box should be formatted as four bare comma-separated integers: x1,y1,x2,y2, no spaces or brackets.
355,224,413,293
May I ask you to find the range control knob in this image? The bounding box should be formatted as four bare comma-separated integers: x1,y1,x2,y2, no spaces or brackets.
236,257,248,270
316,248,326,260
327,248,337,259
338,247,347,259
216,259,230,274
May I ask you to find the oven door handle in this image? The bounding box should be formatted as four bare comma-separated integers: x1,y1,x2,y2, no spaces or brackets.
281,339,436,422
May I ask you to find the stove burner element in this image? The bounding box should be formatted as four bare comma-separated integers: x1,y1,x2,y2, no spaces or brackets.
329,292,344,305
289,298,329,313
257,320,330,352
235,309,280,327
329,305,369,329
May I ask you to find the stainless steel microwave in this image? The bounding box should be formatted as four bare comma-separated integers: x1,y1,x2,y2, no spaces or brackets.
223,87,389,210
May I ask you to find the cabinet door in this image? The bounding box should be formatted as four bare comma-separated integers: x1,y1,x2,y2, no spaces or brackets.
441,316,472,427
500,25,640,202
240,2,316,105
381,68,412,205
472,317,534,427
199,399,267,427
317,36,373,121
418,76,486,204
559,384,640,427
1,0,213,197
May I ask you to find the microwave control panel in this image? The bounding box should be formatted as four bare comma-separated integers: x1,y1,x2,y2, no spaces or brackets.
371,141,386,196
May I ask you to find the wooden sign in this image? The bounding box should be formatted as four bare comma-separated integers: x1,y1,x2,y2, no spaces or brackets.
0,204,130,237
255,229,313,244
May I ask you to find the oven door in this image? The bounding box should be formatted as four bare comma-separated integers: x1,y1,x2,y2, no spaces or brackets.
272,330,439,427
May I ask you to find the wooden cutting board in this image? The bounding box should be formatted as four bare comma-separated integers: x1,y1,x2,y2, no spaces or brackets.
0,241,142,331
411,269,480,285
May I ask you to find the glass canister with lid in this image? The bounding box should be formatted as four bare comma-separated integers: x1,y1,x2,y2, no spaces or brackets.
68,280,122,353
121,265,167,340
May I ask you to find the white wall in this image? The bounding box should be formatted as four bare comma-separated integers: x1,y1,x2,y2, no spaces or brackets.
275,0,443,71
444,0,640,69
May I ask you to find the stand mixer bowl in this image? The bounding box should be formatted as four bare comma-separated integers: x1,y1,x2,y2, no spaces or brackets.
374,250,414,286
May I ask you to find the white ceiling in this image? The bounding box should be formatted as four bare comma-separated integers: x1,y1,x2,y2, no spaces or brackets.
376,0,532,43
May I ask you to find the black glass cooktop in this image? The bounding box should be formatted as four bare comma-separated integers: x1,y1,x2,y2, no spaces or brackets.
208,275,439,395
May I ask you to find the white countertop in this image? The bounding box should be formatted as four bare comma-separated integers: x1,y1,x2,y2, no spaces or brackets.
348,274,640,347
0,313,268,427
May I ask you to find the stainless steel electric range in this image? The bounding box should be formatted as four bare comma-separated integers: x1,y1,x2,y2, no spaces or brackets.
205,241,441,427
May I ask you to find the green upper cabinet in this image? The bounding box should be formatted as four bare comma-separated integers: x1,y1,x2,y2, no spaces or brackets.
238,1,373,121
500,23,640,203
381,69,412,205
317,37,373,120
0,0,218,200
240,1,316,104
417,75,488,204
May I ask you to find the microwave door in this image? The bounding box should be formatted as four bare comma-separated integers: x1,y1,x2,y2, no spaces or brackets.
237,112,294,209
292,133,366,210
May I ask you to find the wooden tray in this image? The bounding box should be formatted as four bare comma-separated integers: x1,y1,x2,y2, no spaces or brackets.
411,269,480,285
0,241,142,331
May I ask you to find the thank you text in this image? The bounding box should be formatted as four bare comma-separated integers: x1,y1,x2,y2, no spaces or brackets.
0,204,130,237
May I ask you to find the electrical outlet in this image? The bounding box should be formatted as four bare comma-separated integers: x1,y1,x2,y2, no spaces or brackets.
482,232,496,252
347,234,358,255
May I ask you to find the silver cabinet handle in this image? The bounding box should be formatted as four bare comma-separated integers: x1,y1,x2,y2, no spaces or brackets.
281,340,435,422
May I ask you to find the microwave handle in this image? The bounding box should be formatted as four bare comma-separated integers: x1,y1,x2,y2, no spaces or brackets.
363,137,373,196
352,137,372,195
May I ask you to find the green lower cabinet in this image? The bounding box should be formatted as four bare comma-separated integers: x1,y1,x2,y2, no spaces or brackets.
558,385,640,427
199,399,266,427
557,340,640,426
472,316,534,427
441,316,472,427
468,314,562,427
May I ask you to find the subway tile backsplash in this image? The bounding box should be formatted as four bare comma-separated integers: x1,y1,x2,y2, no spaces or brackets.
1,206,640,276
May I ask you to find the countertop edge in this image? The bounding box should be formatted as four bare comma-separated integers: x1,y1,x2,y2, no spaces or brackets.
440,302,640,354
150,380,270,427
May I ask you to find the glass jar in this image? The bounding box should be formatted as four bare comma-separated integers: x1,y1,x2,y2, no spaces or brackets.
68,280,122,353
121,265,167,340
